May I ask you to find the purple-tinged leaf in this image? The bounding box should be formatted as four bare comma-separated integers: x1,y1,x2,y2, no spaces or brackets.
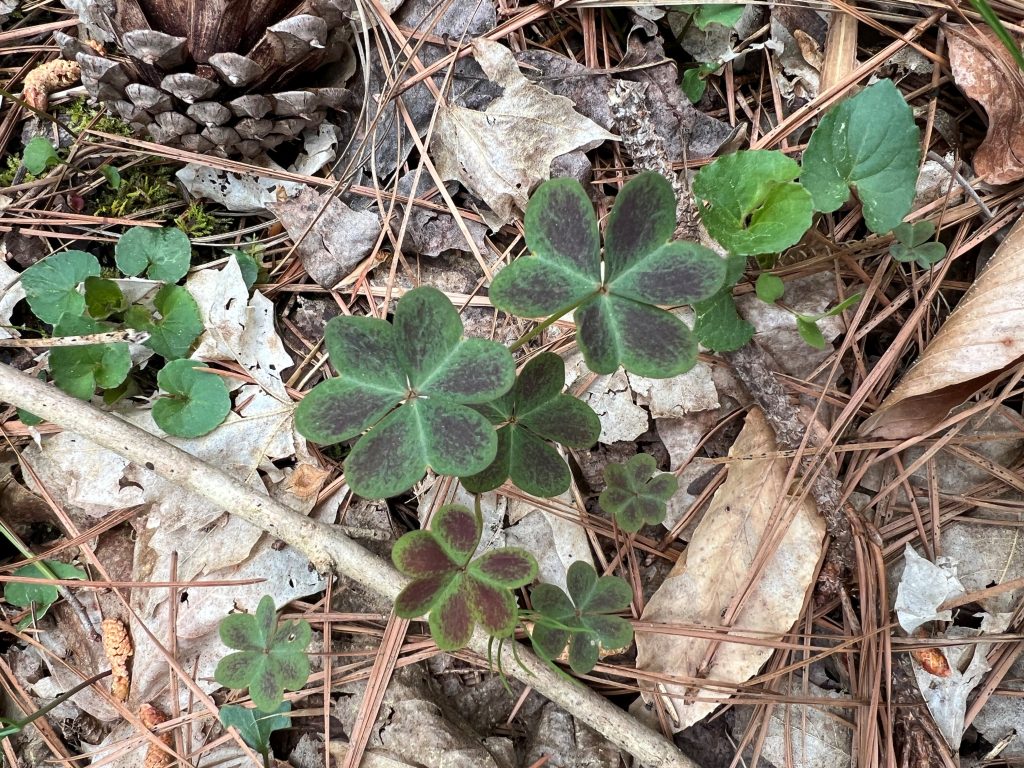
585,615,633,650
469,548,537,588
489,257,598,319
525,177,601,281
574,295,620,375
219,613,262,651
255,595,276,646
294,378,403,445
581,576,633,614
392,531,456,576
530,623,571,662
608,241,726,306
508,427,572,498
530,583,575,620
646,472,680,500
431,504,481,566
513,353,566,413
518,395,601,449
566,560,599,606
429,578,474,650
323,316,405,394
394,286,463,389
419,399,499,478
466,577,519,637
272,619,312,655
420,338,515,404
568,632,600,675
394,573,455,618
460,426,513,494
343,405,426,499
214,651,261,688
603,172,676,281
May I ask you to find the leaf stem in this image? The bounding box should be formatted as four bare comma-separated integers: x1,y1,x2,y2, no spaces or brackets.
508,292,597,353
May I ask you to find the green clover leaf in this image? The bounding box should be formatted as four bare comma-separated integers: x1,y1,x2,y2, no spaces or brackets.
115,225,192,283
152,360,231,438
891,221,946,268
461,352,600,498
125,284,204,360
529,561,634,675
49,314,131,400
4,560,87,628
392,504,538,650
21,250,100,325
294,286,516,499
489,172,726,378
599,454,678,533
219,702,290,756
693,150,814,257
214,595,312,712
800,79,921,234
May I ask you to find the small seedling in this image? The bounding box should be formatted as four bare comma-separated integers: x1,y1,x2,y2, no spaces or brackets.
294,285,515,499
49,315,132,400
214,595,312,712
4,560,87,628
689,3,745,30
22,137,60,176
99,165,122,189
152,360,231,438
115,225,192,283
682,61,719,103
490,172,726,378
890,221,947,268
392,503,538,651
794,293,862,349
599,454,678,533
801,79,920,234
220,701,290,765
462,352,601,498
528,561,634,675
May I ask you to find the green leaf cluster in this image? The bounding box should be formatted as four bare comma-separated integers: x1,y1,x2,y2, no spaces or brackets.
215,595,312,712
294,286,516,499
491,172,726,378
529,561,633,675
153,360,231,438
4,560,86,629
599,454,678,533
393,504,538,650
890,221,946,268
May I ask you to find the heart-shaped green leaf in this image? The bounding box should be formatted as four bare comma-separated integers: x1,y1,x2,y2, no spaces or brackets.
152,359,231,438
126,284,204,360
5,560,87,628
294,286,516,499
219,702,290,755
529,561,633,675
490,173,726,378
49,314,132,400
891,221,946,268
393,504,538,650
215,595,312,712
23,137,60,175
800,79,921,234
84,277,128,320
599,453,678,533
462,352,600,497
115,225,192,282
693,150,814,256
755,273,785,304
693,289,755,352
21,250,100,325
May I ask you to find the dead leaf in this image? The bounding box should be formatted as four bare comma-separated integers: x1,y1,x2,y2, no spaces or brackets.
947,25,1024,184
631,408,825,731
912,645,952,678
268,187,381,288
894,544,965,633
861,213,1024,438
431,38,615,222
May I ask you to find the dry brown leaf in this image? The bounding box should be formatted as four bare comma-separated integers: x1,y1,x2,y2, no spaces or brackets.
101,618,132,702
946,25,1024,184
861,213,1024,438
431,38,615,223
631,408,825,731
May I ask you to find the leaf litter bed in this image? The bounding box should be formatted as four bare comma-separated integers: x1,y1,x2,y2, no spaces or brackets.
0,1,1023,768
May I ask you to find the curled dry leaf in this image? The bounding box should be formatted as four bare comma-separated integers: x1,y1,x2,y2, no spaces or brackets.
861,213,1024,438
946,25,1024,184
631,408,825,731
101,618,132,702
139,703,173,768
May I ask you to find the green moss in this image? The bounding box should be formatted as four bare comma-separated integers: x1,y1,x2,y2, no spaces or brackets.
174,201,227,238
91,165,177,218
64,98,132,137
0,153,40,187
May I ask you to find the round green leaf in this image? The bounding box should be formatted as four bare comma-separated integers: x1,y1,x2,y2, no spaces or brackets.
137,284,204,360
115,225,192,282
21,250,100,325
693,150,814,256
693,289,754,352
755,273,785,304
49,314,131,400
152,359,230,438
603,172,676,281
23,137,60,175
4,561,86,612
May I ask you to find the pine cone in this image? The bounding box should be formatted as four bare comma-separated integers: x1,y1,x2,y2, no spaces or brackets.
56,0,355,157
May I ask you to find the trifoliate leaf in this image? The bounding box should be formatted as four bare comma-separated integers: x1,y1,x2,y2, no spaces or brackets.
21,250,100,325
215,595,312,712
127,284,204,359
152,359,231,438
49,314,131,400
891,222,946,268
800,79,921,234
115,225,192,282
5,560,86,627
83,276,128,320
22,137,59,175
693,150,814,256
599,453,678,533
755,273,785,304
219,702,290,755
294,286,515,499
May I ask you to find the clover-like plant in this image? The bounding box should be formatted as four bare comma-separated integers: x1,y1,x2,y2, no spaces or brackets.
294,286,516,499
114,225,192,283
392,503,538,651
599,454,678,533
489,172,726,378
461,352,601,498
125,284,204,360
528,561,634,675
152,360,231,438
214,595,312,712
890,221,946,268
